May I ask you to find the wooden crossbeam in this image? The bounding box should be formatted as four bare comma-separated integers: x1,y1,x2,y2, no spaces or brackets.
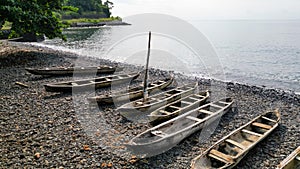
159,110,171,115
181,101,193,105
242,129,263,137
186,116,202,122
199,109,213,115
218,101,230,105
194,94,205,98
252,122,272,130
210,103,223,109
151,130,167,137
225,139,246,150
188,97,200,101
209,149,233,163
169,105,181,110
261,116,277,123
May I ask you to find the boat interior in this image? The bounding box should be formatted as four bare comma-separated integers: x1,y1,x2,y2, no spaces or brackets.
202,111,278,168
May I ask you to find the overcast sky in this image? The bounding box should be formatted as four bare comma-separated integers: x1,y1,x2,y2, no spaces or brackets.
112,0,300,20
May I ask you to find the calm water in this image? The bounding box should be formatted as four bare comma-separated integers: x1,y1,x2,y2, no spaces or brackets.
35,20,300,92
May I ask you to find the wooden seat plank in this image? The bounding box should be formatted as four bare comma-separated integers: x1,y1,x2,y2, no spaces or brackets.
186,116,203,122
151,130,167,137
225,139,246,150
194,94,205,98
218,101,230,105
188,97,200,101
169,105,181,110
242,129,263,137
252,122,272,130
199,109,214,115
159,110,171,115
261,116,277,123
210,103,223,109
209,149,233,163
181,101,193,105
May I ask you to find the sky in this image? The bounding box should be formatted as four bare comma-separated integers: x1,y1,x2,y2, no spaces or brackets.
112,0,300,20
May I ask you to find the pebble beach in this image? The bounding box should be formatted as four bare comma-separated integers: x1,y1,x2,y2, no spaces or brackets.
0,41,299,168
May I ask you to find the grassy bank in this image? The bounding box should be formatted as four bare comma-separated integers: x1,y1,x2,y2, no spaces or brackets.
62,16,122,25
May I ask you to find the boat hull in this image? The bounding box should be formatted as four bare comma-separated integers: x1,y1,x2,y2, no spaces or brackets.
191,110,281,169
44,73,140,92
118,83,198,121
125,98,233,157
25,66,121,76
88,77,174,104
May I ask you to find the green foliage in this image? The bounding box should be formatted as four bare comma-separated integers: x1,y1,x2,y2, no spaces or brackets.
1,21,12,30
0,0,66,40
65,0,114,18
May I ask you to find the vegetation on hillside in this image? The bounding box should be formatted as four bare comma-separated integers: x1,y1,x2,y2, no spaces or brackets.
0,0,114,40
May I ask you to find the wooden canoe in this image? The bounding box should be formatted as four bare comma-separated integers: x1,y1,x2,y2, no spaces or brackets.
148,90,210,124
124,98,233,157
44,72,140,92
191,110,281,169
117,83,198,121
25,66,122,76
276,146,300,169
87,76,174,104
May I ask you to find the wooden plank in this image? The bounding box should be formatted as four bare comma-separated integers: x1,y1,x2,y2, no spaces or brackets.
225,139,246,150
186,116,203,122
199,109,214,115
194,94,205,98
15,82,29,88
181,101,193,105
208,153,229,164
188,97,200,101
209,149,233,163
218,101,230,105
252,122,272,130
210,103,223,109
261,116,277,123
164,93,172,97
169,105,181,110
159,110,171,115
242,129,263,137
151,130,167,137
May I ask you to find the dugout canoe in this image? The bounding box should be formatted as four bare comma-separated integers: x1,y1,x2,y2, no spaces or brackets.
117,83,198,121
276,146,300,169
87,76,174,104
25,66,121,76
191,110,281,169
44,72,140,92
148,90,210,124
124,98,233,157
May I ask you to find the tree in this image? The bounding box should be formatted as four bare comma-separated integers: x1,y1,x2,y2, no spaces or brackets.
102,0,113,18
0,0,67,40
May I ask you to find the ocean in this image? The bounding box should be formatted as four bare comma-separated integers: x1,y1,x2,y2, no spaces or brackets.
33,19,300,93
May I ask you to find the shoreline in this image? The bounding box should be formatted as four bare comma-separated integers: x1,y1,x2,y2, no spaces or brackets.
0,41,299,168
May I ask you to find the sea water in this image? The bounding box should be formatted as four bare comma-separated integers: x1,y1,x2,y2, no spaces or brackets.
34,20,300,93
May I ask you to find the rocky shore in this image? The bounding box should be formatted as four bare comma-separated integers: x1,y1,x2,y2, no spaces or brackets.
0,41,299,168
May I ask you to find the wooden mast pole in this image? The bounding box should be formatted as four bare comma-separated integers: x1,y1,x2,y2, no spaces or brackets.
143,31,151,101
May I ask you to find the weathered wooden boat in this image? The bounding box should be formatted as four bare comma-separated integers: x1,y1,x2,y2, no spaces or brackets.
191,110,281,169
87,76,174,104
277,146,300,169
124,98,233,157
44,72,140,92
25,66,122,76
117,83,198,121
148,90,210,124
